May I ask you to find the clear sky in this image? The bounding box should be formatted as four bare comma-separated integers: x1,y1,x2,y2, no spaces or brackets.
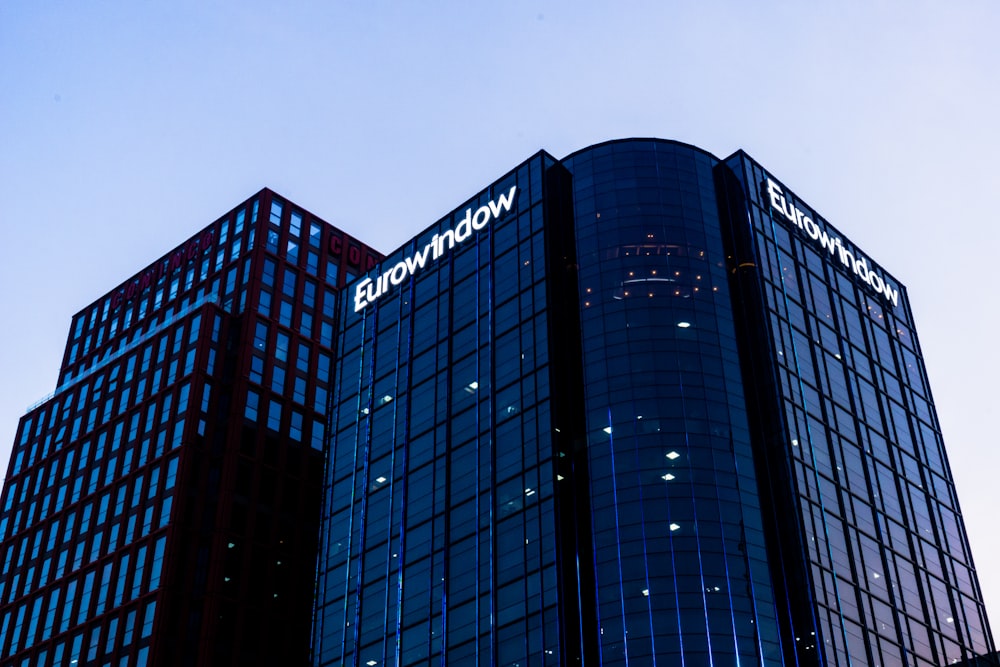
2,0,998,624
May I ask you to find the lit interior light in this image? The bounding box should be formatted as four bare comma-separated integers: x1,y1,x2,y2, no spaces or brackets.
666,451,680,460
603,426,613,435
669,523,680,531
642,589,649,596
525,488,535,496
662,473,675,481
367,661,378,666
791,439,799,447
381,394,393,403
947,617,954,623
677,321,691,328
375,476,387,484
557,474,565,481
872,572,880,579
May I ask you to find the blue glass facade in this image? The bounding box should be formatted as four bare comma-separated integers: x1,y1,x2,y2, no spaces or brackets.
562,142,782,663
314,138,995,666
6,139,989,665
314,154,567,665
718,153,994,665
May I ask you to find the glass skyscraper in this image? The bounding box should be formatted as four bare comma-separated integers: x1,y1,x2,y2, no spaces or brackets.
1,138,994,666
313,139,995,666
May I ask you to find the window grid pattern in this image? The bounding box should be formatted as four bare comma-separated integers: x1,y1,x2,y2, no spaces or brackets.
729,153,995,666
314,155,565,666
2,188,381,665
0,306,208,665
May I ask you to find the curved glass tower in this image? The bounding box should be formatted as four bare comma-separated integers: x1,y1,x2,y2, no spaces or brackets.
312,139,995,666
561,140,782,663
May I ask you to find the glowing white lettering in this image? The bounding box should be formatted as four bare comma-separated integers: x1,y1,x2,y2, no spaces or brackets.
354,185,518,312
765,179,898,307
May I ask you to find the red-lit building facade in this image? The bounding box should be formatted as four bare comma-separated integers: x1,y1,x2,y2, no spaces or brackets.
0,189,379,665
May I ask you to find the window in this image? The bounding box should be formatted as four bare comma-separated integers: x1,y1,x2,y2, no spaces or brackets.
253,322,268,351
142,600,157,637
311,420,325,451
262,258,277,287
245,391,260,421
283,269,297,298
271,367,286,394
259,289,272,317
296,343,310,373
148,540,166,591
278,300,294,327
275,333,290,362
249,356,264,384
267,401,282,432
164,457,179,490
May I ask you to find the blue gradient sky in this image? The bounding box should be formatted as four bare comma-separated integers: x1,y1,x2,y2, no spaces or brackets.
2,0,998,621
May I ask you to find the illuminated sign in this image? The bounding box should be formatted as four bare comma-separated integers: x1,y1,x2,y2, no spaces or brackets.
110,229,215,309
763,179,899,307
354,186,518,312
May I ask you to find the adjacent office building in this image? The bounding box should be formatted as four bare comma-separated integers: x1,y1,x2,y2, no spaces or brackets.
1,138,995,666
312,139,995,666
0,190,380,664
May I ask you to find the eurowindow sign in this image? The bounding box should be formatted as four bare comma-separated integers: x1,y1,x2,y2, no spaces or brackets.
763,179,899,308
354,185,519,312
